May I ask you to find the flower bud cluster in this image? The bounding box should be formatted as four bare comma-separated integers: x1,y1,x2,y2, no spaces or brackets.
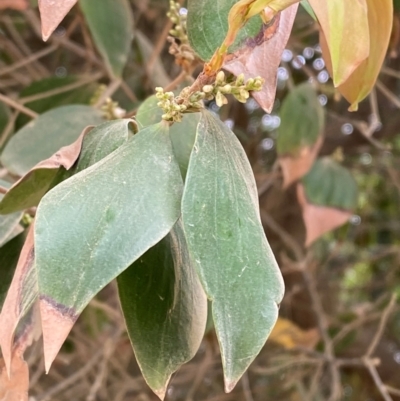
156,71,264,122
101,98,126,120
206,71,264,107
167,1,188,43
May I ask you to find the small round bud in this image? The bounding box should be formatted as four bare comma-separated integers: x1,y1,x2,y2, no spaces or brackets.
216,70,225,85
220,84,232,94
216,91,228,107
202,85,214,93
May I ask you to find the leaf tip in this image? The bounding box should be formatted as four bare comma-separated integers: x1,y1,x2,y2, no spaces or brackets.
153,387,167,400
39,296,78,372
224,378,238,393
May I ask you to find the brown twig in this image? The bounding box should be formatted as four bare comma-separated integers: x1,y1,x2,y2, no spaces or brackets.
0,93,38,118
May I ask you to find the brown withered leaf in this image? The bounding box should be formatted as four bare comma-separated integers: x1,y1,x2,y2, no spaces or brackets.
269,317,320,350
297,184,351,247
0,224,36,376
40,297,78,374
0,126,93,215
38,0,78,41
223,4,298,113
0,305,41,401
279,133,323,189
0,0,28,10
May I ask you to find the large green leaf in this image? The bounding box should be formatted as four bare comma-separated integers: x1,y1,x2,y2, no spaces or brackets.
1,105,103,176
0,180,23,247
277,83,324,155
302,157,358,210
79,0,134,77
35,122,183,370
0,233,26,310
0,120,133,214
16,76,97,129
118,220,207,399
136,96,199,180
181,110,284,391
187,0,263,61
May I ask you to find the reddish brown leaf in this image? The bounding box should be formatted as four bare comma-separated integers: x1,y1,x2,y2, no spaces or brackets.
38,0,78,41
279,128,323,188
297,184,351,247
0,305,41,401
0,225,36,376
0,0,28,10
39,296,77,373
223,4,298,113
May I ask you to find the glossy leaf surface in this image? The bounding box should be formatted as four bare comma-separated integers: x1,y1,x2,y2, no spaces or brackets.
182,110,284,391
35,123,183,371
79,0,134,77
118,220,207,399
1,105,103,176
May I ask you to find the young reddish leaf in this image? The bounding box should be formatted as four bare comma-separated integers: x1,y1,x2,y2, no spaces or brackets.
0,225,36,376
320,0,393,110
277,83,325,187
0,0,28,10
308,0,369,86
0,126,92,215
38,0,78,41
298,158,358,246
223,4,298,113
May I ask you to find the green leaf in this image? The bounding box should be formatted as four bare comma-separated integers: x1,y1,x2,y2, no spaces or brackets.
16,76,97,129
79,0,134,77
0,233,26,310
35,122,183,370
0,180,23,247
1,105,104,176
187,0,263,61
136,96,199,180
118,220,207,398
300,0,316,20
0,120,133,214
181,110,284,391
302,157,358,210
0,102,11,137
277,83,325,155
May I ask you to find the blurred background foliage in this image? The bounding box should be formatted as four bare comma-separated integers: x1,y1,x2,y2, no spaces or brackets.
1,0,400,400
